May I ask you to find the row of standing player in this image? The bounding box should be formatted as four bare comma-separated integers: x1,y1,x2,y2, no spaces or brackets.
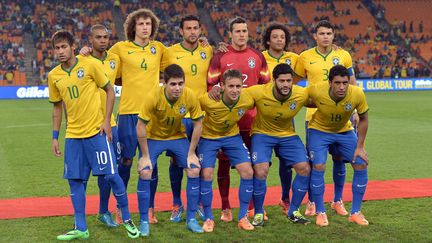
48,8,369,240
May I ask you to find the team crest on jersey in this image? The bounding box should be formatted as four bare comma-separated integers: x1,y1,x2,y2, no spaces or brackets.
252,152,257,162
109,60,116,70
309,151,315,161
238,108,245,117
248,57,256,68
77,68,85,79
344,103,353,111
200,51,206,60
285,58,291,66
289,101,297,110
332,57,340,65
179,105,187,115
150,46,156,55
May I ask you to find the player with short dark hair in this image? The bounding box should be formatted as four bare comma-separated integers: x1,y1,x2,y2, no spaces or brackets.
294,20,357,217
48,30,139,240
199,69,256,232
136,64,205,236
307,65,369,227
207,16,270,222
80,24,122,228
261,22,300,215
245,63,311,227
160,14,213,222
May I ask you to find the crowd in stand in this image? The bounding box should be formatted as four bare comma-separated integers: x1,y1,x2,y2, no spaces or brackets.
0,0,431,86
206,0,307,51
27,1,117,84
0,1,28,84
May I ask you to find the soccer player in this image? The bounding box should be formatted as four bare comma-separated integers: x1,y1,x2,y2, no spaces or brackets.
110,8,165,223
294,20,357,216
136,64,204,236
199,69,255,232
207,16,269,222
246,63,311,227
48,30,139,240
307,65,369,226
160,15,212,222
261,23,299,215
77,24,121,228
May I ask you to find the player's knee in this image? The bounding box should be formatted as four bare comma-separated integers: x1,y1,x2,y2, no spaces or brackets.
186,168,200,178
352,163,367,170
240,167,254,179
201,168,213,181
121,158,133,166
294,162,311,176
253,165,268,179
139,169,152,180
313,163,326,171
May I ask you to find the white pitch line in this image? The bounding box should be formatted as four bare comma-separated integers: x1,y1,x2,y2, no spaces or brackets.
1,123,51,129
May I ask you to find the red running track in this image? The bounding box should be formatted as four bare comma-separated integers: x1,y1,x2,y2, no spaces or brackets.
1,178,431,219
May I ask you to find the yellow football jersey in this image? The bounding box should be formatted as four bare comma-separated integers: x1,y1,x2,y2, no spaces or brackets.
199,92,254,139
110,40,166,115
82,51,120,127
245,83,308,137
295,47,353,121
262,50,298,80
307,83,369,133
161,43,213,98
48,57,110,138
138,86,204,140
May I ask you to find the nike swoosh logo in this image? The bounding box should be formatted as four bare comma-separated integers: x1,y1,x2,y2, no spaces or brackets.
312,184,323,188
176,56,184,60
356,184,367,187
192,186,200,190
200,191,211,195
227,63,234,66
337,173,346,176
297,189,308,192
55,79,62,83
263,103,270,106
100,166,106,171
246,189,253,193
127,51,135,54
114,192,125,197
126,228,138,237
310,61,317,64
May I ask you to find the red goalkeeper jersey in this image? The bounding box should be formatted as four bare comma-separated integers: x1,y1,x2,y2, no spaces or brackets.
207,45,270,131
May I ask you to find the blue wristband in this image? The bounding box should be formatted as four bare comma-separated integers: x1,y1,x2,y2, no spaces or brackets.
52,130,59,140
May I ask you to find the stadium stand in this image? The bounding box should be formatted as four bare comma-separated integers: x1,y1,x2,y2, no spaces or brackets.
379,0,432,71
0,1,28,86
29,1,117,85
205,0,308,53
0,0,430,86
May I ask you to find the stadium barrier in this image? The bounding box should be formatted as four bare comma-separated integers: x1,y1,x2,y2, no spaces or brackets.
0,78,431,99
